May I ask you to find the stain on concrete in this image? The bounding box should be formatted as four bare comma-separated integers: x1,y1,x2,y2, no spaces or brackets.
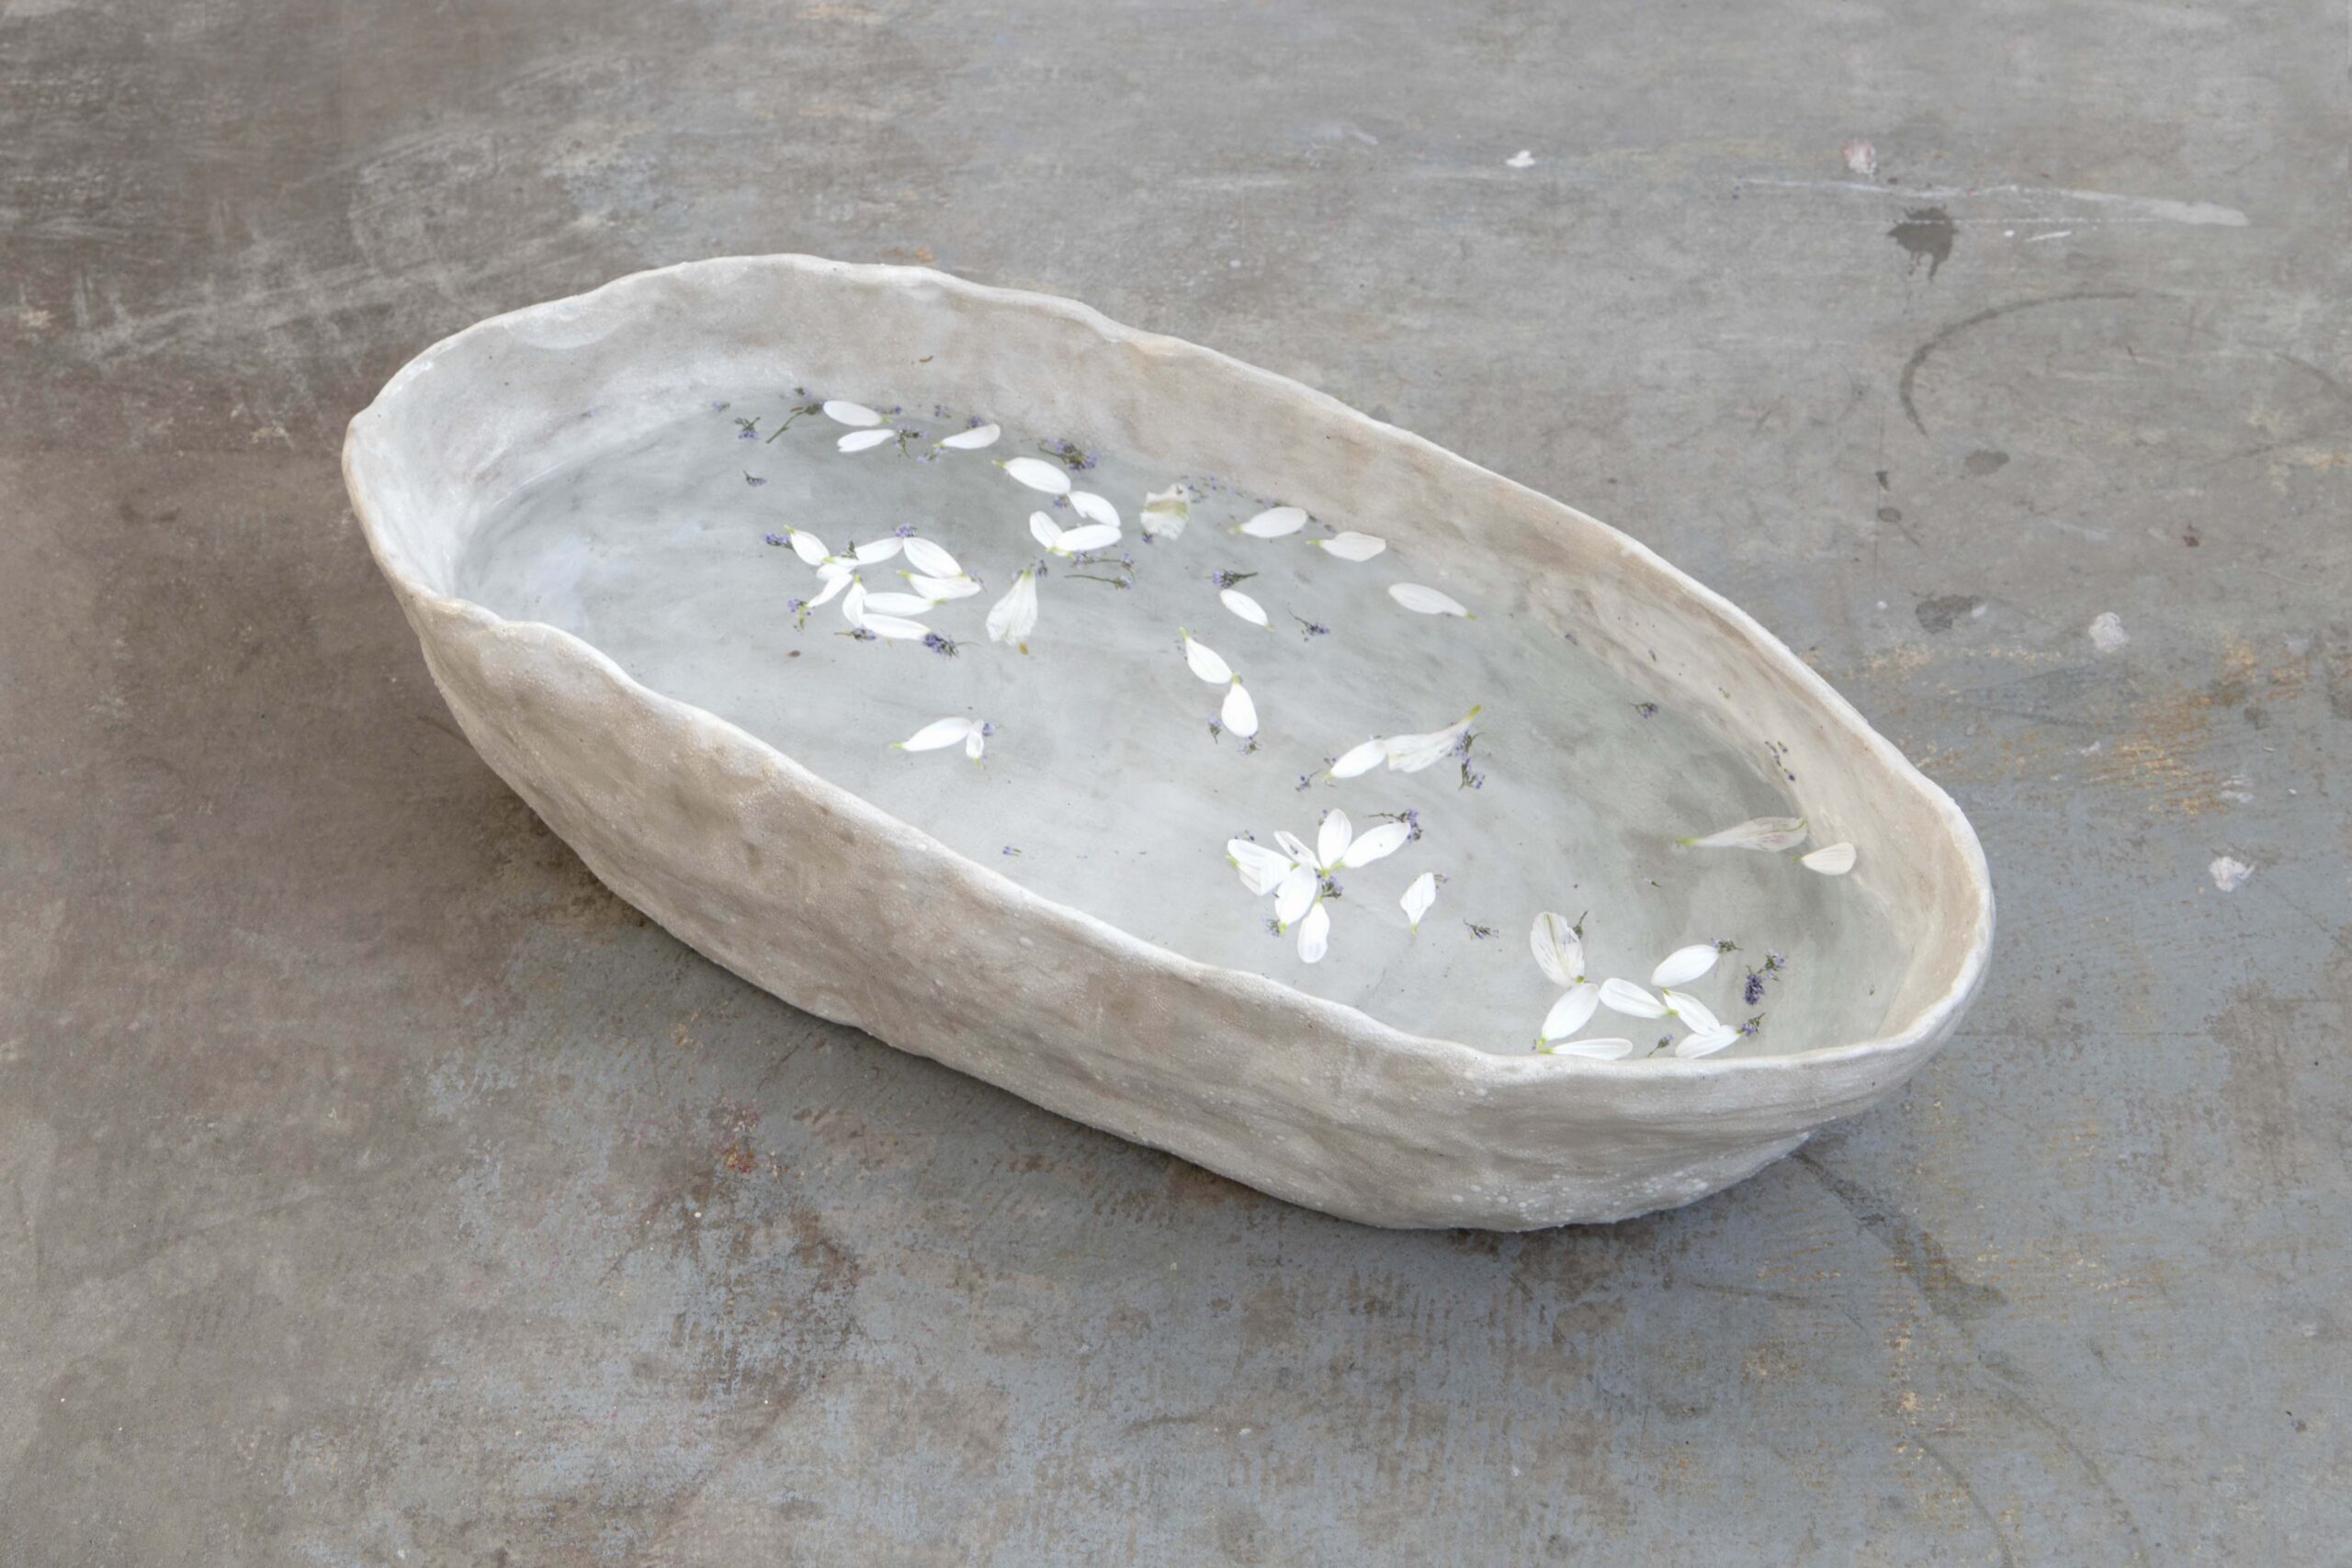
1916,593,1984,633
1889,206,1956,278
1963,448,2010,476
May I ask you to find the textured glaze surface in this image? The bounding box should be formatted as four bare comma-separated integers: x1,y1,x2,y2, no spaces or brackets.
345,257,1993,1227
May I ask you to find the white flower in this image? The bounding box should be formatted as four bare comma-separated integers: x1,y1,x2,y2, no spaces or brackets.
937,423,1000,451
837,427,899,453
1029,510,1122,558
1400,871,1438,931
1001,457,1072,495
1802,842,1857,875
893,716,990,761
1238,505,1307,538
1389,583,1472,616
1312,531,1386,562
985,570,1039,649
822,400,882,427
1328,706,1482,778
1220,588,1271,627
1224,808,1410,964
1651,944,1721,987
1530,911,1600,1044
1678,816,1808,852
1141,485,1192,538
1069,491,1120,529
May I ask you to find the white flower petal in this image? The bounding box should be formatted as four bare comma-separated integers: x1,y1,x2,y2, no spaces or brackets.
1673,1027,1740,1059
1340,820,1409,868
1389,582,1471,616
899,536,962,579
1273,829,1315,864
985,571,1038,646
860,613,931,641
1400,871,1437,931
787,529,831,568
841,578,869,626
1538,982,1600,1043
1002,457,1073,495
1221,680,1260,738
1383,709,1480,773
1055,523,1123,555
837,427,898,453
1679,815,1809,852
1316,808,1353,870
1664,990,1720,1034
822,400,883,427
1542,1036,1635,1061
1228,839,1297,896
895,717,976,751
1329,739,1387,779
807,569,855,608
1295,900,1331,964
1069,491,1120,529
1029,511,1062,550
1273,864,1317,926
938,423,1000,450
1313,531,1387,562
860,592,937,616
1803,841,1858,875
1239,505,1308,538
1220,588,1270,627
1651,944,1720,988
965,726,988,761
908,573,979,602
852,537,904,565
1182,632,1233,685
1140,485,1191,537
1599,977,1667,1019
1530,912,1584,987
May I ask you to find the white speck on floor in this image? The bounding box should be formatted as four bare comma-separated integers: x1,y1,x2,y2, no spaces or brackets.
2089,612,2130,653
1841,139,1877,176
2210,856,2254,891
1505,150,1535,169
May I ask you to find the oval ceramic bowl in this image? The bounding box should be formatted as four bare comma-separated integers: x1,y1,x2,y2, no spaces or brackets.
344,255,1993,1229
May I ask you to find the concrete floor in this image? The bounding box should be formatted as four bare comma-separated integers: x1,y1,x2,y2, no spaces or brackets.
3,0,2346,1561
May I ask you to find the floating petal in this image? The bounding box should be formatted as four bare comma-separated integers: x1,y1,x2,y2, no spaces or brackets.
861,591,938,616
938,423,1000,450
1539,982,1600,1043
1329,739,1387,779
787,529,831,568
1273,864,1317,926
1229,839,1298,896
1002,457,1073,495
837,427,898,453
1221,680,1260,738
909,573,979,602
1679,815,1808,852
841,579,869,627
1069,491,1120,529
1599,977,1667,1018
1317,809,1352,870
1400,871,1437,931
1542,1036,1635,1060
899,536,962,579
1141,485,1192,538
1664,990,1720,1034
1651,944,1720,988
985,571,1038,646
1802,842,1858,875
1383,708,1480,773
1313,531,1387,562
808,569,856,608
1220,588,1271,627
1530,911,1584,987
1673,1027,1740,1059
1239,505,1308,538
964,726,988,760
1182,632,1233,685
1295,901,1331,964
1273,829,1315,863
1056,523,1123,555
822,400,883,427
1389,583,1470,616
1029,511,1062,550
895,717,975,752
861,613,931,641
1340,820,1409,868
853,537,904,565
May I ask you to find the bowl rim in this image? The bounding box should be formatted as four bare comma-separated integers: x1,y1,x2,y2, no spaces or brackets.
344,252,1996,1087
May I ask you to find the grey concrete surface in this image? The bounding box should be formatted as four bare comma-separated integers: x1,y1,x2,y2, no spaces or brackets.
2,0,2345,1561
